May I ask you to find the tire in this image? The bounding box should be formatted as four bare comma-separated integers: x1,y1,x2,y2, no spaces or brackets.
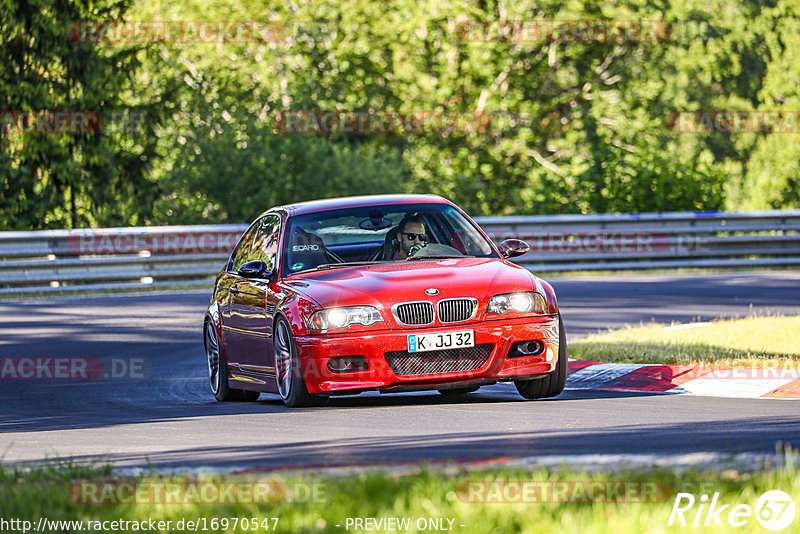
515,314,568,400
438,386,480,396
274,317,317,408
205,320,260,402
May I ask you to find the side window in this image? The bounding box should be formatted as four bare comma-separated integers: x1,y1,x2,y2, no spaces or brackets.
247,215,281,273
229,224,259,272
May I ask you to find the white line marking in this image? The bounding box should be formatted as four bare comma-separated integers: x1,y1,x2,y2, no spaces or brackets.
566,363,645,389
670,376,797,398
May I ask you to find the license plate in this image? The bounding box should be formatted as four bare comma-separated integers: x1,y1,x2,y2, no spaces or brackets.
407,330,474,353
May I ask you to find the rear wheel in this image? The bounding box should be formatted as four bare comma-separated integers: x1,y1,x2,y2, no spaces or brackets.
515,314,567,400
205,321,259,402
274,317,317,408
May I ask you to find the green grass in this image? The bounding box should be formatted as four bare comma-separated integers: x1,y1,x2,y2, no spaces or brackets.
571,315,800,367
2,459,799,533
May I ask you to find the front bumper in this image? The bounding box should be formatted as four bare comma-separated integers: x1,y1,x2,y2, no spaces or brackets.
294,315,560,394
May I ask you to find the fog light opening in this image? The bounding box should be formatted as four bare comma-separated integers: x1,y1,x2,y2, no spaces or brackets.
511,340,545,357
327,355,368,373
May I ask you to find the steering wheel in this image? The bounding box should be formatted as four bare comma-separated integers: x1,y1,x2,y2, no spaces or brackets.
406,242,464,259
407,243,428,257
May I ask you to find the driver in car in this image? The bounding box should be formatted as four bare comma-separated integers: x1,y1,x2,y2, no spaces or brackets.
392,213,428,259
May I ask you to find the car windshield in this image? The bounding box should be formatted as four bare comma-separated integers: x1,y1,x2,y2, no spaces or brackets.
283,203,498,274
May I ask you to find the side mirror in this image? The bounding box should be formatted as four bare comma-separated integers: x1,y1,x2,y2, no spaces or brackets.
499,239,530,259
238,260,272,279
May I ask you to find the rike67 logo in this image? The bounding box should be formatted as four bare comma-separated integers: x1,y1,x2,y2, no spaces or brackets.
669,490,796,531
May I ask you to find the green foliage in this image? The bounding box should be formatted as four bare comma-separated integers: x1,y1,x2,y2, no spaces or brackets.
155,119,408,223
3,462,800,534
0,0,173,229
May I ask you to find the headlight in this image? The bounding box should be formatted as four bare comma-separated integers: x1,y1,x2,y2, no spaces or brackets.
307,306,384,330
487,292,547,315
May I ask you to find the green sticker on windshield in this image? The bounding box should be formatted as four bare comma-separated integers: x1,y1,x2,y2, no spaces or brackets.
291,262,304,271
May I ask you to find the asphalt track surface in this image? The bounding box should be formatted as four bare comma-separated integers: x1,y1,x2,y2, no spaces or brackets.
1,271,799,470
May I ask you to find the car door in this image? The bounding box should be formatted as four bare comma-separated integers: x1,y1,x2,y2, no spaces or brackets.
225,214,282,381
219,221,259,368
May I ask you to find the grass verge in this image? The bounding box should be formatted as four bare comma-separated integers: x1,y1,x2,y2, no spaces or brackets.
571,315,800,367
1,459,798,533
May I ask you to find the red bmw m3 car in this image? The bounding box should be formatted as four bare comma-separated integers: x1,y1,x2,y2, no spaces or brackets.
203,194,566,407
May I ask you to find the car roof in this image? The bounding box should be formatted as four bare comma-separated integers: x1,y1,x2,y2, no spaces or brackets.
265,194,453,218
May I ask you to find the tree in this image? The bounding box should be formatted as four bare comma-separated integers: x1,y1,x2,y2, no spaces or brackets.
0,0,168,229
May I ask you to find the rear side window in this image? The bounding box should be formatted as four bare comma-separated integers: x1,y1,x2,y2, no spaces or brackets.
228,223,259,272
247,215,281,272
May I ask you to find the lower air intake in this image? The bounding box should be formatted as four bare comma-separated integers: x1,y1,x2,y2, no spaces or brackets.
384,344,493,376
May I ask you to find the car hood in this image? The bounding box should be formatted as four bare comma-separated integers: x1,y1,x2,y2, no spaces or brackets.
281,257,537,309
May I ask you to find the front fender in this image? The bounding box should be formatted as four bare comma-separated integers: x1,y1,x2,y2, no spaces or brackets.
537,278,559,315
276,291,321,337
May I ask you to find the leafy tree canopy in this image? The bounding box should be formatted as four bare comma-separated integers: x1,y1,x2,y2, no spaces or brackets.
2,0,799,228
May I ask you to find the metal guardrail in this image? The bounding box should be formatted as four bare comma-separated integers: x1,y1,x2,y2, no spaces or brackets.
1,210,799,294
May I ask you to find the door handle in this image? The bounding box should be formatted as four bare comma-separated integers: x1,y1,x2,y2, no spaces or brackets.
230,286,240,294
